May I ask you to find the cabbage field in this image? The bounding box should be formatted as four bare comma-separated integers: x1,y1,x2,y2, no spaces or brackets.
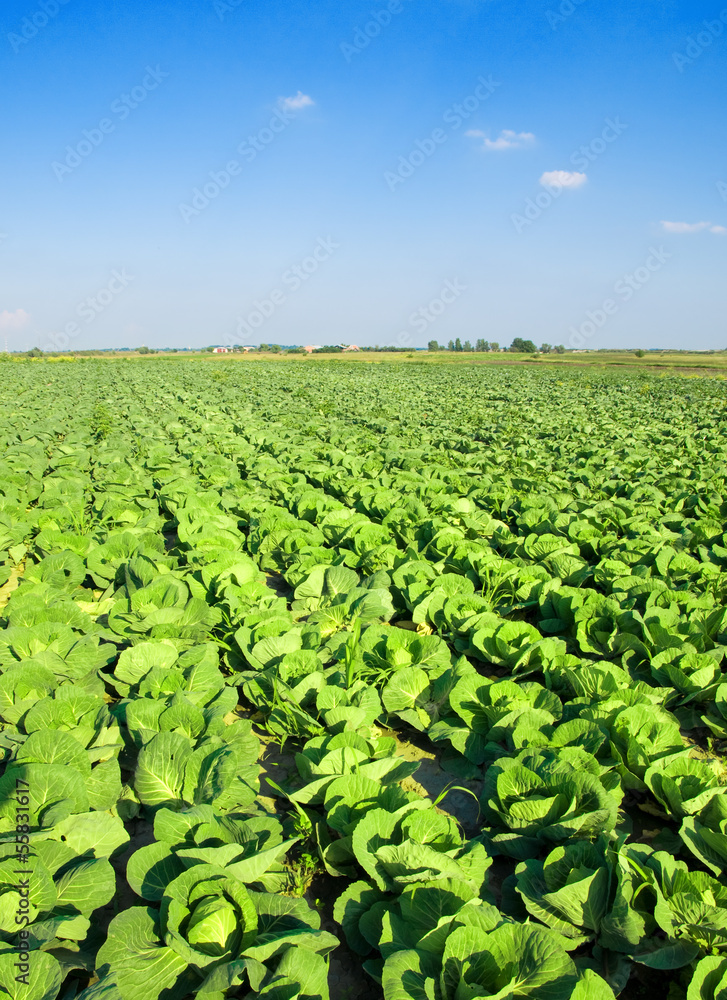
1,358,727,1000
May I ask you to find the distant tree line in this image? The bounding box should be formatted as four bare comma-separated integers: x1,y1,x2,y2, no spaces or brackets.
427,338,565,354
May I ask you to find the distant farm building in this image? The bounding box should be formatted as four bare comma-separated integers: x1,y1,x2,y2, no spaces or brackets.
212,347,229,353
302,344,360,353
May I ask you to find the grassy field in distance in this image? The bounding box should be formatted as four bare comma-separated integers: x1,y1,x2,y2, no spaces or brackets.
150,349,727,375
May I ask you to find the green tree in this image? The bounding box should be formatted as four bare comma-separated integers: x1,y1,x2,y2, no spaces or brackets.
427,340,439,351
26,347,43,357
553,344,565,354
540,343,552,354
463,340,473,351
447,340,455,351
635,349,645,357
510,337,537,353
138,346,151,355
455,338,463,352
490,341,499,351
475,339,489,352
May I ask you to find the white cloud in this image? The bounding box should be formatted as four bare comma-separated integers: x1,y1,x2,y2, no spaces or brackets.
660,220,727,235
0,308,29,330
278,91,314,112
539,170,587,189
661,220,710,234
466,128,535,151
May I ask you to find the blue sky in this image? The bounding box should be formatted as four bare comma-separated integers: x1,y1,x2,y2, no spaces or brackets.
1,0,725,350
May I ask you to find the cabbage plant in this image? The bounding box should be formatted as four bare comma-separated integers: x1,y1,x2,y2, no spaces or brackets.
518,840,726,971
606,704,688,790
681,792,727,876
515,839,612,946
689,956,727,1000
481,747,622,860
351,806,491,894
702,683,727,739
95,864,338,1000
645,756,724,818
126,804,297,898
289,731,419,805
381,905,615,1000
